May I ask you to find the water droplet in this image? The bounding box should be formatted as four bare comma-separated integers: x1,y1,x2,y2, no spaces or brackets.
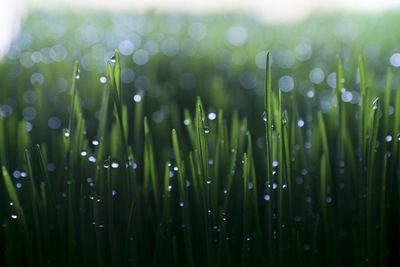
264,194,270,201
111,162,119,168
13,170,21,178
104,160,110,168
272,161,278,167
11,214,17,220
16,183,22,189
92,140,99,146
168,185,172,192
297,119,304,127
183,119,190,125
208,112,216,120
99,76,107,84
133,94,142,102
112,190,116,196
9,202,13,206
88,156,96,163
110,55,116,63
204,127,210,134
223,189,228,194
206,177,212,184
81,151,87,156
326,196,332,203
179,201,184,207
173,166,179,171
282,112,287,124
64,128,70,137
372,98,379,110
75,69,80,80
262,111,267,122
386,135,392,142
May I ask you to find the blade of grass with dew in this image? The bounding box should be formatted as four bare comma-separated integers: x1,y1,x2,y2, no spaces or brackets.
359,55,368,175
133,94,144,160
66,61,79,154
95,86,111,182
358,55,369,262
212,110,223,206
241,152,250,264
264,52,273,182
107,50,129,175
195,99,211,265
282,110,293,222
172,129,194,266
263,51,274,265
366,97,380,265
336,56,346,160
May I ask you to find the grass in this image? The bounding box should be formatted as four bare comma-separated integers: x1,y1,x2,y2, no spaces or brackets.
1,10,400,266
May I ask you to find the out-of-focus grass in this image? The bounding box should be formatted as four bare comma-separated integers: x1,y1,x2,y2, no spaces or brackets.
0,10,400,266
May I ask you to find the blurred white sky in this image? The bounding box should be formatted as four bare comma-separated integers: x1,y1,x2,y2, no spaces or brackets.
1,0,400,58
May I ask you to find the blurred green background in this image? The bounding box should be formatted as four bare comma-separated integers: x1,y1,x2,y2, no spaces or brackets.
1,11,399,170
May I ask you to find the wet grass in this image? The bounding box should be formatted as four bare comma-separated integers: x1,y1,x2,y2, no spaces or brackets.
2,9,400,266
0,45,399,266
